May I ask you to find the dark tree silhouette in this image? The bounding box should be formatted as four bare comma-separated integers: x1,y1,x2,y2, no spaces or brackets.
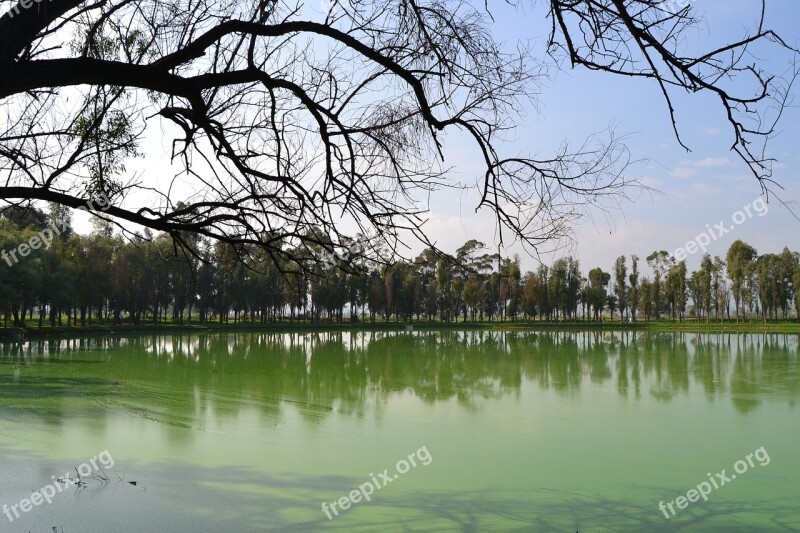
0,0,794,264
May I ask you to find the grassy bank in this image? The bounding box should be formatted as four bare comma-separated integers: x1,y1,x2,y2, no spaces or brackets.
0,318,798,339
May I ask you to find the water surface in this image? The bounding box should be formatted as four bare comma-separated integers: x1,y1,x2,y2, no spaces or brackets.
0,330,798,531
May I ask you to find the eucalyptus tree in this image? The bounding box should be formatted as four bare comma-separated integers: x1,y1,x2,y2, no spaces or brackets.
698,254,714,321
726,240,758,321
646,250,672,318
169,232,202,323
535,264,551,321
69,234,95,325
149,235,177,324
665,261,687,322
415,248,439,321
754,254,779,322
606,294,618,320
499,256,522,320
39,228,74,325
638,278,653,322
565,257,582,320
0,220,42,326
383,262,402,321
454,240,494,321
549,258,569,320
367,269,385,323
752,250,797,321
777,248,796,319
83,230,118,323
613,255,628,320
687,270,703,321
213,240,248,323
462,277,484,321
195,243,217,323
436,256,455,322
401,264,423,321
794,265,800,322
711,256,729,319
578,277,590,320
520,271,538,322
587,267,610,321
628,255,639,322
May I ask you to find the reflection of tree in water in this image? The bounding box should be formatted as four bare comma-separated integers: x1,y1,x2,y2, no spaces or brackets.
644,333,691,402
0,331,797,425
727,334,799,414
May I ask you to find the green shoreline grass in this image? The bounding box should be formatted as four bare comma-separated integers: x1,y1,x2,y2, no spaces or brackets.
0,318,798,339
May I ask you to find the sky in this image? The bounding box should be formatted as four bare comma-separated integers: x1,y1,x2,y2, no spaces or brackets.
412,0,800,275
64,0,800,276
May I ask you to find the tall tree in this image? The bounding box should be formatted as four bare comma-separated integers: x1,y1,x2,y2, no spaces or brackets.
613,256,628,320
794,261,800,323
687,270,703,321
646,250,672,319
628,255,640,322
711,256,728,320
638,278,653,322
587,267,611,321
726,240,757,321
665,261,687,322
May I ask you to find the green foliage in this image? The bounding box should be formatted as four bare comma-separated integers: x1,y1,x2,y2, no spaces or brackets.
0,220,797,327
726,240,758,320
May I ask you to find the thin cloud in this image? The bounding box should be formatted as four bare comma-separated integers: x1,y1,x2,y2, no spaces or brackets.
695,157,730,168
691,183,723,196
669,167,698,178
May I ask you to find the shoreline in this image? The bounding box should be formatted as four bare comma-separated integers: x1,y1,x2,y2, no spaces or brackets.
1,320,798,340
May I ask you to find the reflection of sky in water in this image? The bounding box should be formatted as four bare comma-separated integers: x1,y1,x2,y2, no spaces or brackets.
0,331,798,532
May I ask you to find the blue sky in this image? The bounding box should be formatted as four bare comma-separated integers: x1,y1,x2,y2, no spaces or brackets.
417,0,800,274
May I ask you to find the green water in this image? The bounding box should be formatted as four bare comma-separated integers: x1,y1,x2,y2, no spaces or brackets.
0,330,798,532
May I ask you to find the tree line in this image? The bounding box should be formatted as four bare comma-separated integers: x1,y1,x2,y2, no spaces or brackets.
1,206,798,327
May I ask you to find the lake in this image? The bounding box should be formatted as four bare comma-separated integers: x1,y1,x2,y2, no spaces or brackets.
0,330,798,532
